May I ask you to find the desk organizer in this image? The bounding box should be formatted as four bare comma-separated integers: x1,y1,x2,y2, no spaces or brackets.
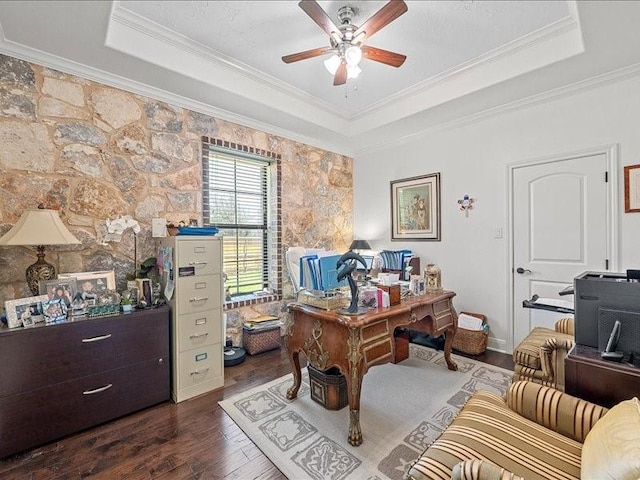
297,290,349,310
243,325,281,355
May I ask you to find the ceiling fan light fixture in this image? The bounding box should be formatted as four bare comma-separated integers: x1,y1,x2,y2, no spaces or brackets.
344,45,362,66
324,54,341,75
347,64,361,79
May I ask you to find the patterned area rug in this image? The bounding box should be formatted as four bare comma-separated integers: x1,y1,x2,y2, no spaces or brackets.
219,344,512,480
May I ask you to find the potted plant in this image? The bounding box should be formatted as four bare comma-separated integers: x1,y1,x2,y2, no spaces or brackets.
120,290,134,312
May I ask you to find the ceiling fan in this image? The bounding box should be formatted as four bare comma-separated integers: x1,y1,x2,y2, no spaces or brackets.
282,0,408,86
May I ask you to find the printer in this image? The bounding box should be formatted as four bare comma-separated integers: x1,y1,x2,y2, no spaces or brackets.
574,271,640,354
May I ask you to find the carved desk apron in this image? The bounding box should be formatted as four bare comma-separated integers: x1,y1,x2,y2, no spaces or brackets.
285,291,458,446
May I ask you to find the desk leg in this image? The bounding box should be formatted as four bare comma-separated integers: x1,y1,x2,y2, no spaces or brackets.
346,328,364,446
286,349,302,400
443,327,459,371
345,369,363,446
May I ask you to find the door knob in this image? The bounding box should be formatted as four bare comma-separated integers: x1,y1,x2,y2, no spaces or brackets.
516,267,532,274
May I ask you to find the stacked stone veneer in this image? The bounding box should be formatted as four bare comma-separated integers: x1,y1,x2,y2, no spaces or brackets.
0,54,353,344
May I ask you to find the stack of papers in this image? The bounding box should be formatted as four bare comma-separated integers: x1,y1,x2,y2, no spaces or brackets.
243,315,281,330
458,313,484,331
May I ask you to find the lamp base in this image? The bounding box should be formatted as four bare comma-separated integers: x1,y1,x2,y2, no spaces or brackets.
26,246,55,295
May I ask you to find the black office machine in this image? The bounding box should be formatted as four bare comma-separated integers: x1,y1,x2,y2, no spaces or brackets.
574,271,640,359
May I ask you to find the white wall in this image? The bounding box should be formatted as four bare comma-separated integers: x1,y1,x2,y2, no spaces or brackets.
353,74,640,352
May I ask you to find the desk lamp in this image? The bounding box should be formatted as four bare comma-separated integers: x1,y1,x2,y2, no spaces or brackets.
0,205,81,295
349,239,371,252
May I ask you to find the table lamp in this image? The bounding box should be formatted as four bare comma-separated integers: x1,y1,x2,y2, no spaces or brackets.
349,239,371,252
0,205,81,295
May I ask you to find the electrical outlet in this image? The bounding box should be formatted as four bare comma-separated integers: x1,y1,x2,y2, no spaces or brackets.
493,227,503,239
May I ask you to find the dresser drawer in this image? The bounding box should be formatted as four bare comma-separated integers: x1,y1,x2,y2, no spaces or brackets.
177,310,222,353
176,275,221,314
175,238,221,277
0,357,169,458
177,345,223,391
0,308,170,397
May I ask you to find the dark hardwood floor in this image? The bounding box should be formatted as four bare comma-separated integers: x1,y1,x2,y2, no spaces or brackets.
0,346,513,479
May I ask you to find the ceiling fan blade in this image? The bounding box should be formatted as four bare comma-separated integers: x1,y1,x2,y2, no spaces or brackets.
333,63,347,86
361,45,406,67
298,0,341,41
282,46,333,64
353,0,408,42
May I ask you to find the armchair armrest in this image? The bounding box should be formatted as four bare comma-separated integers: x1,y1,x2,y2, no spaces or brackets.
539,336,575,388
554,316,574,335
506,381,608,443
452,460,524,480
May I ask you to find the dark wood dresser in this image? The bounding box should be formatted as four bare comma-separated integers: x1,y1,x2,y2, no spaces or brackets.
0,307,170,458
565,343,640,408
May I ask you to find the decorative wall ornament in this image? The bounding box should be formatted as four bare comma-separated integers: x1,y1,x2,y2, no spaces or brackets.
457,194,474,217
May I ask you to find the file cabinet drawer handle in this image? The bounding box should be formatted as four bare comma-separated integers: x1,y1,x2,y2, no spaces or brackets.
83,384,113,395
189,332,209,339
81,334,112,343
190,368,210,376
189,261,208,266
189,297,209,302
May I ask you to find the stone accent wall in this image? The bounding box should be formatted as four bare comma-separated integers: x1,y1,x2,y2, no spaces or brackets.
0,54,353,343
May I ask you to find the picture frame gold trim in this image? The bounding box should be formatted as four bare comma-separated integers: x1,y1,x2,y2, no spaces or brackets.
391,172,441,241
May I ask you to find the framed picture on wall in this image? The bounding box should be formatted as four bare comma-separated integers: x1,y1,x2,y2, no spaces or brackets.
391,172,441,241
624,164,640,212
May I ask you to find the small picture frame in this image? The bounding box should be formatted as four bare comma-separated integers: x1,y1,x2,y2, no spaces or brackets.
42,298,68,324
4,295,49,329
410,275,426,295
39,277,77,309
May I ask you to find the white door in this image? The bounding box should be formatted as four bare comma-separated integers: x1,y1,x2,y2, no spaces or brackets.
512,152,613,347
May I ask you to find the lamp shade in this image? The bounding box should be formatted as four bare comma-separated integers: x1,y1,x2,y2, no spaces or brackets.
349,239,371,251
0,208,80,246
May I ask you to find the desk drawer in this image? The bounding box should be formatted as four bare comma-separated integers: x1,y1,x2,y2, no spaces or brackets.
175,238,221,277
177,310,222,352
176,275,221,314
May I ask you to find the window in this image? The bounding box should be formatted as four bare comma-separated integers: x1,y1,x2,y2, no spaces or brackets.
202,139,280,301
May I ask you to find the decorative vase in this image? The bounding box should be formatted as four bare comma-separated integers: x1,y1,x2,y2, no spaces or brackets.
424,263,442,293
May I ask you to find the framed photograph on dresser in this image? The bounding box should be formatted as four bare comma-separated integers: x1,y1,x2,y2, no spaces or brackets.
59,270,115,304
4,294,48,329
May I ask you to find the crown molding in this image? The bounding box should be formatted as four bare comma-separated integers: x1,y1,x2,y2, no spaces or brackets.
353,61,640,156
0,27,352,157
110,2,345,118
355,15,581,119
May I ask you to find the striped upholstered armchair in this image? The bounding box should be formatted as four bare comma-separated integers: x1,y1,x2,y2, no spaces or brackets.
512,316,574,390
405,380,640,480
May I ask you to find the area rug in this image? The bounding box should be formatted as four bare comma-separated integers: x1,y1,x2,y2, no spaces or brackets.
219,344,512,480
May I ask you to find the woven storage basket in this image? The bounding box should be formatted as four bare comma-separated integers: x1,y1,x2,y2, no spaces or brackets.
243,325,281,355
452,311,488,355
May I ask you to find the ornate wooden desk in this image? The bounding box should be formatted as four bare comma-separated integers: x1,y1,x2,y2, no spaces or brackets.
285,291,458,446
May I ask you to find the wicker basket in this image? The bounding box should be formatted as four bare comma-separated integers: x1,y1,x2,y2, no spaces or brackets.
452,311,488,355
242,325,281,355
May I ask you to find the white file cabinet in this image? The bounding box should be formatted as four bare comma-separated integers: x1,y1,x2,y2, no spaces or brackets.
160,236,224,402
